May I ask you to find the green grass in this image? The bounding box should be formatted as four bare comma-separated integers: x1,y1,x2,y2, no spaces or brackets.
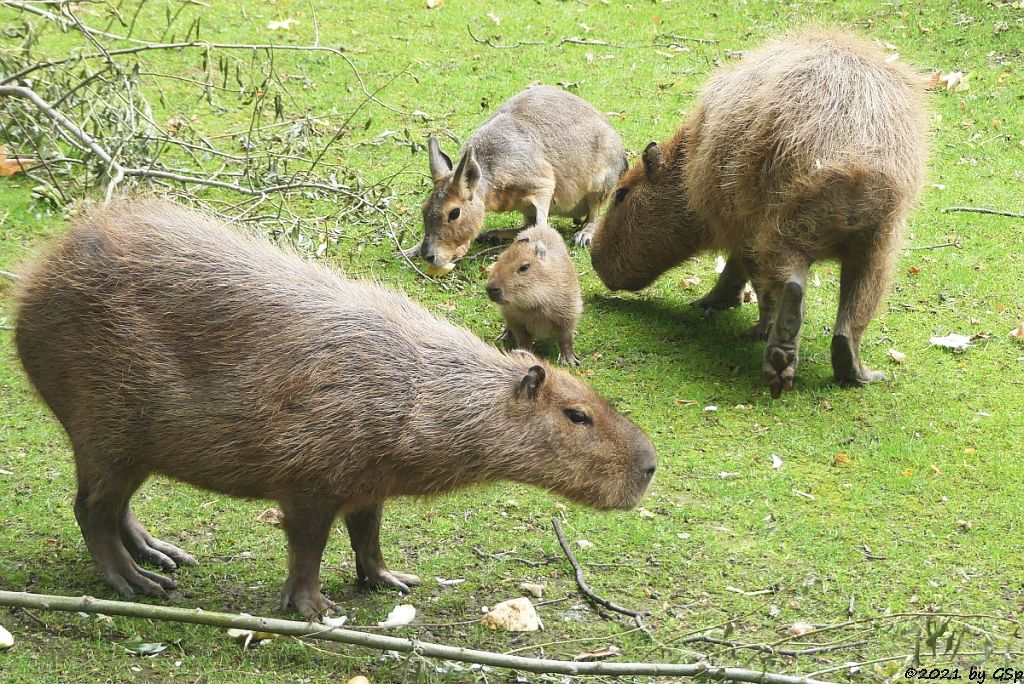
2,0,1024,681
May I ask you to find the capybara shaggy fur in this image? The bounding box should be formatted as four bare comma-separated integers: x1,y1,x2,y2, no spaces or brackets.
14,199,657,619
590,30,927,397
413,85,627,271
486,224,584,366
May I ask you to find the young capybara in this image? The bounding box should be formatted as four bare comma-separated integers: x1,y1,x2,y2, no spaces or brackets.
486,225,584,367
411,85,627,274
14,199,657,619
590,30,928,397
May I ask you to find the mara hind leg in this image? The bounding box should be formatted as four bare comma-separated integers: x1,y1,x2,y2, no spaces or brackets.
832,226,900,386
477,181,555,244
572,192,607,248
345,502,421,593
280,496,343,619
73,458,177,597
121,507,198,573
758,250,812,398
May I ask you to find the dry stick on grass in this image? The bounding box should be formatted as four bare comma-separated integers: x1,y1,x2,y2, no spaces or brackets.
679,634,868,658
0,591,835,683
940,206,1024,218
551,517,649,634
0,270,21,280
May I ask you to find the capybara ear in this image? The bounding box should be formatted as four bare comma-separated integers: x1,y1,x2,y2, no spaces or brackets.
534,240,548,260
452,145,481,197
514,365,546,401
428,136,453,182
642,142,662,179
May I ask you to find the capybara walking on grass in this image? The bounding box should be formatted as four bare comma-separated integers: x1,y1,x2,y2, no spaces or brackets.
14,199,657,619
590,30,927,397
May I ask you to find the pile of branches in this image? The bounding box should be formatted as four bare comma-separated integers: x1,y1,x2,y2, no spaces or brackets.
0,0,411,253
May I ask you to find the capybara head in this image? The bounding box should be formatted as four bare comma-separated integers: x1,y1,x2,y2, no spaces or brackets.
590,139,704,292
499,363,656,510
485,230,561,307
422,137,486,269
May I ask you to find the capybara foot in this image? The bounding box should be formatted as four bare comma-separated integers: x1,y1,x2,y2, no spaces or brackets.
364,568,422,594
496,327,514,345
572,224,596,248
696,290,742,313
122,519,197,572
558,351,580,367
741,321,771,341
831,335,889,387
104,561,176,598
764,345,798,398
283,586,338,620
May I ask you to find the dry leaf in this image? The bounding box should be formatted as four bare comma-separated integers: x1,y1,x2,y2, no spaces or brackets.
482,597,540,631
834,453,851,465
1008,322,1024,341
378,604,416,628
964,447,977,455
0,624,12,649
907,265,921,275
485,11,500,25
0,145,37,177
637,507,656,519
679,276,701,288
576,539,594,549
435,577,465,587
165,116,184,133
930,333,972,350
519,582,544,598
787,622,815,636
887,348,907,363
957,519,973,532
266,18,298,30
770,454,783,470
426,0,442,7
346,677,370,684
226,628,278,647
319,615,348,628
574,644,621,661
255,508,283,525
930,464,942,475
901,469,914,477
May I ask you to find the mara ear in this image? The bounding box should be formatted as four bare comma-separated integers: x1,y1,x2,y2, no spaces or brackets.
534,240,548,260
452,145,482,198
428,136,453,182
642,141,662,179
514,365,546,401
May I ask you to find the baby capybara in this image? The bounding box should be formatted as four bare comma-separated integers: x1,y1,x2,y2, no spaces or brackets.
486,224,584,366
591,30,928,397
14,200,657,619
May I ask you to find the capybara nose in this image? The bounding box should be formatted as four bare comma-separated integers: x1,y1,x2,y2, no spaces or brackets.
486,285,502,302
637,443,657,480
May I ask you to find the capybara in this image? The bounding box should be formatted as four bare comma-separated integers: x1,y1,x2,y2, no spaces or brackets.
411,85,627,273
486,225,584,367
14,199,657,619
590,30,927,397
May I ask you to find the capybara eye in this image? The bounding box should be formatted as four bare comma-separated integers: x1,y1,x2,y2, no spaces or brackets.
563,408,591,425
447,207,461,222
613,187,628,205
518,263,530,274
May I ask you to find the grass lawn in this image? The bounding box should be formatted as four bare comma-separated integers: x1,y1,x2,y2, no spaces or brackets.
1,0,1023,681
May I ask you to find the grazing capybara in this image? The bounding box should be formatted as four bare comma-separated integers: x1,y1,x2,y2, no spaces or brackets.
411,85,627,273
14,199,657,619
486,224,584,367
590,30,928,397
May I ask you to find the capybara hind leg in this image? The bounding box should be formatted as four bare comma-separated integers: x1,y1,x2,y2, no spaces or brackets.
345,502,421,593
280,499,341,620
74,483,175,597
763,263,809,398
832,233,897,386
696,254,747,312
121,507,198,572
507,322,534,353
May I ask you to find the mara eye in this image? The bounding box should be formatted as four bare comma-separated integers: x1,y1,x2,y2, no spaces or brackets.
518,263,530,274
563,408,591,425
613,187,629,205
447,207,461,222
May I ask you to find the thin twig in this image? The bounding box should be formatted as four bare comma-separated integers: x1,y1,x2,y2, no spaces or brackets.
551,517,649,633
0,270,22,281
940,206,1024,218
0,591,835,683
680,634,868,657
466,24,546,49
908,241,961,250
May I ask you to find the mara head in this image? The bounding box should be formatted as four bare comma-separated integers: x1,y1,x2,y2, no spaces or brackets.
502,363,657,510
421,137,486,269
485,229,562,307
590,139,704,292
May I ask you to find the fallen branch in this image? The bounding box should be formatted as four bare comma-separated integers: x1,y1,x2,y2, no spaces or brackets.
552,517,648,633
681,634,868,657
908,241,961,250
0,591,834,683
940,206,1024,219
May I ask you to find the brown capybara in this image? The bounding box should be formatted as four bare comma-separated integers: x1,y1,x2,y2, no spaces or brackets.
486,225,584,366
14,199,657,620
590,30,928,397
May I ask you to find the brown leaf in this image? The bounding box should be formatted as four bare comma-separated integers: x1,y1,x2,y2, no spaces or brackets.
833,453,851,465
887,348,907,364
786,622,815,636
678,275,701,288
907,265,921,275
574,644,621,661
1008,322,1024,341
255,508,283,525
0,145,38,177
930,464,942,475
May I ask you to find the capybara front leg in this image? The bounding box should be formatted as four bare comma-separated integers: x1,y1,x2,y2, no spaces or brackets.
572,193,605,248
280,498,340,620
763,267,808,398
832,235,897,387
345,502,421,594
74,483,176,598
507,322,534,353
557,323,580,367
696,254,747,313
121,507,198,572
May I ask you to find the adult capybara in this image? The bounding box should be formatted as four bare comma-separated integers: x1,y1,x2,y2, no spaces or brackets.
14,199,657,619
590,30,928,397
486,224,584,367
